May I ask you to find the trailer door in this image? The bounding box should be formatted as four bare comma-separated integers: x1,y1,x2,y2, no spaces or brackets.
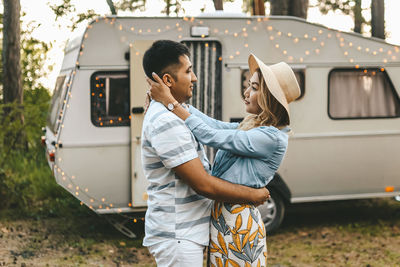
130,41,153,207
182,40,223,162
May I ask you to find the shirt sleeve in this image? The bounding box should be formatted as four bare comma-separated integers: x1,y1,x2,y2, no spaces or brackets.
185,114,279,158
149,113,198,169
188,105,239,129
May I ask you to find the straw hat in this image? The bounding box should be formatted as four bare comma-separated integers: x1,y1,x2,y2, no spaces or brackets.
248,54,301,120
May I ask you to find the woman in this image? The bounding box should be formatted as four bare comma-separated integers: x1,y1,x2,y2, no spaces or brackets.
147,54,300,267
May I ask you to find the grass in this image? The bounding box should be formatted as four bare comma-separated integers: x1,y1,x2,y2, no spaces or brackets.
1,197,399,266
267,198,400,266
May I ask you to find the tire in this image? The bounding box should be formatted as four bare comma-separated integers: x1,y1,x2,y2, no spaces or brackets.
257,188,285,233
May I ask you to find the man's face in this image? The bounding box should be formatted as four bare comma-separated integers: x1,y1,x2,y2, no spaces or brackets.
168,55,197,103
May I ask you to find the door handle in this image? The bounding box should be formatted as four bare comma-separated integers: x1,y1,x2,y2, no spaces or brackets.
131,107,144,114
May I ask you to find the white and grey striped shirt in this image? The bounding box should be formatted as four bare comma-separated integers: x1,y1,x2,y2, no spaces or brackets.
141,101,212,247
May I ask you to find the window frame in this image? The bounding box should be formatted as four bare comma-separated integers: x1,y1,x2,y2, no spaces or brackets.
327,67,400,120
90,70,130,128
47,74,68,133
293,69,306,101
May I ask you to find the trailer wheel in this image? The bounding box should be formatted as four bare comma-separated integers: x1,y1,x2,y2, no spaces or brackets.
257,189,285,233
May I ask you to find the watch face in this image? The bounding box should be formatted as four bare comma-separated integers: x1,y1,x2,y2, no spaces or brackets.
167,103,174,111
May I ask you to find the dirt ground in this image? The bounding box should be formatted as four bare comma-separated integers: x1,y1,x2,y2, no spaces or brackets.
1,198,399,266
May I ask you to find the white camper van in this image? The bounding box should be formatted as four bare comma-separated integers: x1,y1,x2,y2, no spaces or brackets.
43,14,400,236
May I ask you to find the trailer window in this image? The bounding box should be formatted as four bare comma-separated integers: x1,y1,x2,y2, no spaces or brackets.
241,69,305,100
90,71,130,127
328,68,400,119
47,75,68,133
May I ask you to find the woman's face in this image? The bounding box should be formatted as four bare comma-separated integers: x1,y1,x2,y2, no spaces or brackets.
243,71,263,115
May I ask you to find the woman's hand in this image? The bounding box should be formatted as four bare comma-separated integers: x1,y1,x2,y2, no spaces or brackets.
146,72,176,106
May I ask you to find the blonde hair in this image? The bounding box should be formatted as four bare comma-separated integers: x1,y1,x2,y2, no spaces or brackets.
238,68,290,131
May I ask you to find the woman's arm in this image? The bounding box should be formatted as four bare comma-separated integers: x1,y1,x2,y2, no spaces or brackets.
146,73,278,158
184,115,279,158
147,73,238,129
188,105,239,130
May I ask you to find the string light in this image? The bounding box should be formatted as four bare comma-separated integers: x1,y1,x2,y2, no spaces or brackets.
52,16,398,218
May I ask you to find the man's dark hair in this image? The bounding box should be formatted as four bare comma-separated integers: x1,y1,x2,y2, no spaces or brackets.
143,40,190,81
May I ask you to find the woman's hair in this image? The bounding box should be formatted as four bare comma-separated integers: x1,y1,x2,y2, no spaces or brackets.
238,68,290,131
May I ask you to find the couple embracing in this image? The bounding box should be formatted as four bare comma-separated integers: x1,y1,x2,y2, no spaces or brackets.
140,40,300,267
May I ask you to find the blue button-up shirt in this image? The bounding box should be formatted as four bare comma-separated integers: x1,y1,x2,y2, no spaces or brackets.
185,105,289,188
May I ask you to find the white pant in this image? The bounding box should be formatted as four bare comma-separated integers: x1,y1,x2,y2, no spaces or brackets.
148,239,205,267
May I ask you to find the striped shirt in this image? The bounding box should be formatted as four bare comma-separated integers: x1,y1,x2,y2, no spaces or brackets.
141,101,212,247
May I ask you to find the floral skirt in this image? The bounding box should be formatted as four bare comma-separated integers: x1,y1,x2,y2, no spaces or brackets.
209,201,267,267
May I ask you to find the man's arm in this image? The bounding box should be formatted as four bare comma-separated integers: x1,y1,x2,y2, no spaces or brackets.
173,157,269,204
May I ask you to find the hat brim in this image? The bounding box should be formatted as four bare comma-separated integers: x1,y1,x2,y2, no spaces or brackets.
248,54,290,119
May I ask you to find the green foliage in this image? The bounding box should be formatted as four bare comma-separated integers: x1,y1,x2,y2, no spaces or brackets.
21,21,52,92
317,0,353,15
114,0,146,12
0,12,88,218
0,91,89,218
48,0,147,31
49,0,99,31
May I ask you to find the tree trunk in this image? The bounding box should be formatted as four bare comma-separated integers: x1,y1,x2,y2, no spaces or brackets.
290,0,309,19
106,0,117,15
371,0,385,39
2,0,22,105
353,0,362,33
270,0,289,15
213,0,223,10
166,0,171,16
252,0,265,15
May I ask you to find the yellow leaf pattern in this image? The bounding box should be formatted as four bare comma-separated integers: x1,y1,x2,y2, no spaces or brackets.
210,202,267,267
247,213,253,230
217,232,228,256
242,231,250,248
228,259,241,267
216,257,223,267
231,206,246,214
229,243,239,253
233,232,242,251
249,229,258,242
235,214,242,231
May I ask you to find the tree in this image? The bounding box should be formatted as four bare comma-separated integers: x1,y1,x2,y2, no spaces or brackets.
106,0,117,15
371,0,384,39
163,0,183,16
270,0,309,19
213,0,223,10
2,0,22,105
317,0,365,34
253,0,266,15
241,0,308,18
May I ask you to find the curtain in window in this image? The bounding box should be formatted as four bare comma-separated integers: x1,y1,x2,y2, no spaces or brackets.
329,70,400,118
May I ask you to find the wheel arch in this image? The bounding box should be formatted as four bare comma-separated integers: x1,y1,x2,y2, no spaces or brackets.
266,173,291,204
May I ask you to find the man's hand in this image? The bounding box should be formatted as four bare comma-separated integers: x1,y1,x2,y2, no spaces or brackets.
174,157,271,204
252,187,270,206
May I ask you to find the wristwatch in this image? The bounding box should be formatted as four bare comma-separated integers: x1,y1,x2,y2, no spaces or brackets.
167,101,179,111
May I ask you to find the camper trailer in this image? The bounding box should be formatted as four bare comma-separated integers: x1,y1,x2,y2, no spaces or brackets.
43,14,400,236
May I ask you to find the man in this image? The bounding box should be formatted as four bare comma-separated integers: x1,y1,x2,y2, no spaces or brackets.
141,40,269,267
